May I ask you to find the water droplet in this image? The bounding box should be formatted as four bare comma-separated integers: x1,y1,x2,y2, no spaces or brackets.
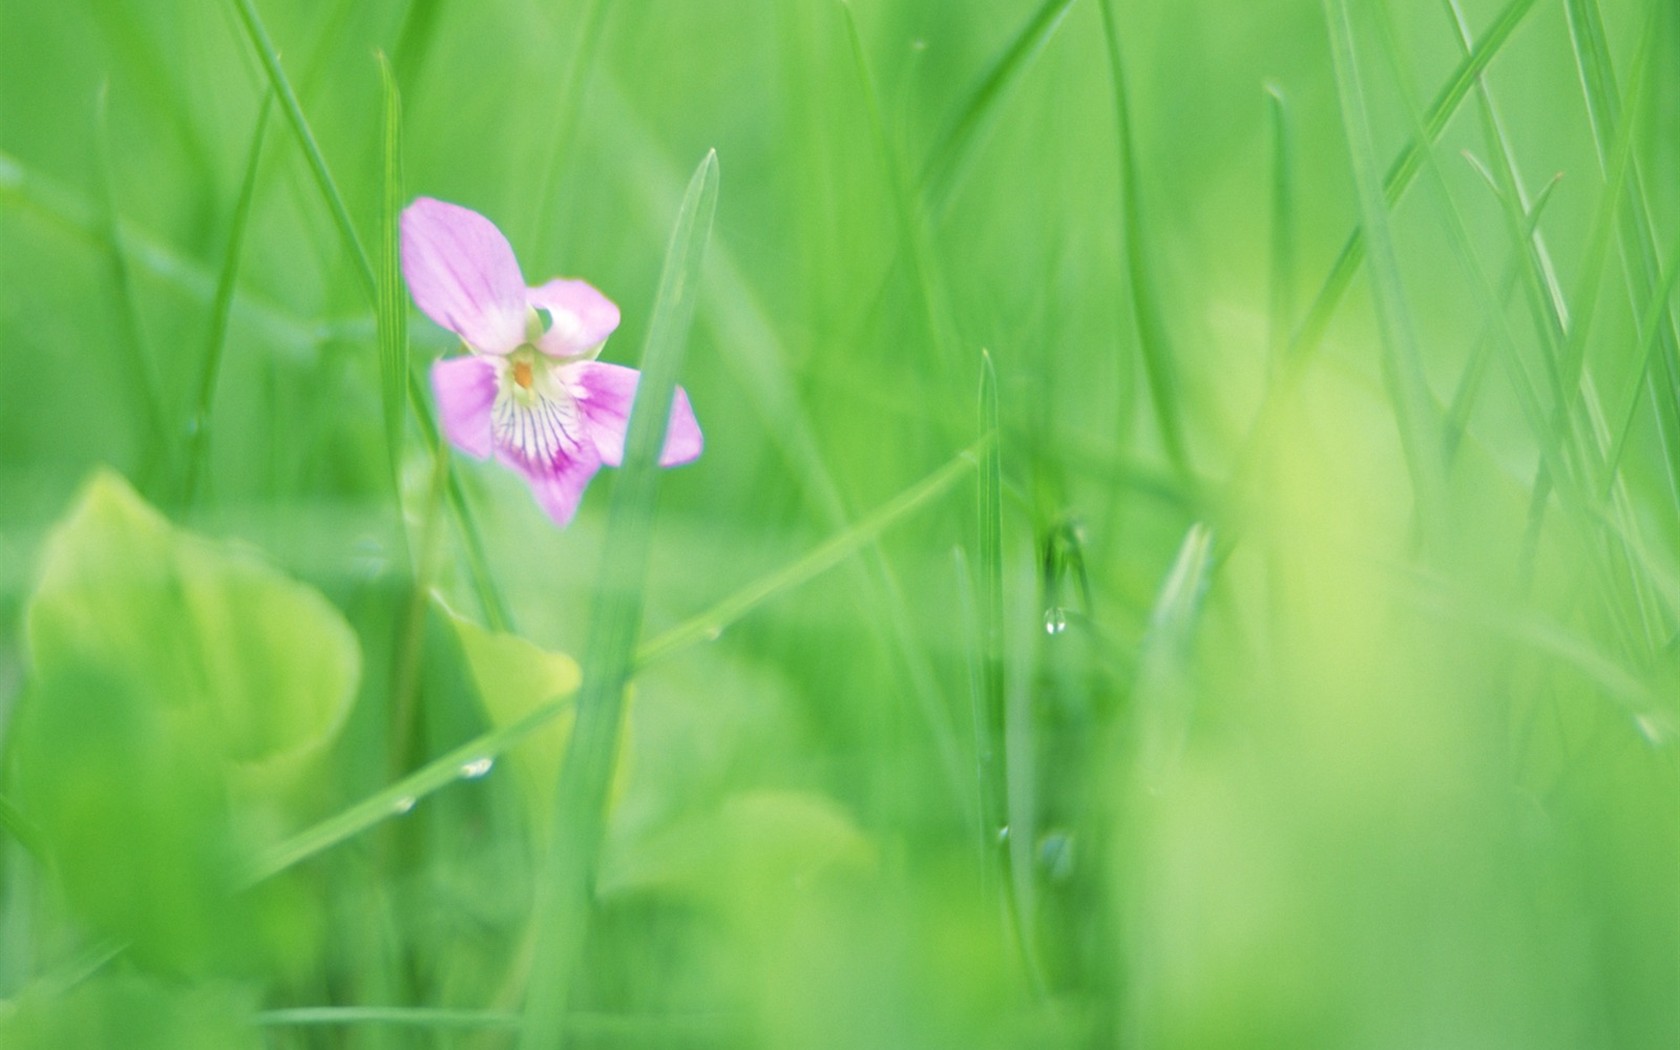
392,795,416,815
459,756,494,779
1043,608,1068,635
705,625,724,642
994,824,1010,845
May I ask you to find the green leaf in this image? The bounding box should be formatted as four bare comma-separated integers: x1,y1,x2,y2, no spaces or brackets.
443,603,584,828
11,471,357,967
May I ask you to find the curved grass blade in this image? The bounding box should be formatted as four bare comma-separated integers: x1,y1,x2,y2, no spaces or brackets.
228,0,375,301
181,93,272,510
1323,0,1447,527
1286,0,1542,372
518,150,719,1050
917,0,1079,217
1098,0,1193,481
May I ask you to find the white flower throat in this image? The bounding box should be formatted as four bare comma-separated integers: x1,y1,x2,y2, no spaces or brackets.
492,347,582,466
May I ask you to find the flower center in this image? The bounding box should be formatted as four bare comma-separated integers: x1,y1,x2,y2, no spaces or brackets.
493,350,582,468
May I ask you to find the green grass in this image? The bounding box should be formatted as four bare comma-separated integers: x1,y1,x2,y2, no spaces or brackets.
2,0,1679,1046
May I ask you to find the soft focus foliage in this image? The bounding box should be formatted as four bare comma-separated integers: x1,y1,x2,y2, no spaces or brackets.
2,0,1679,1046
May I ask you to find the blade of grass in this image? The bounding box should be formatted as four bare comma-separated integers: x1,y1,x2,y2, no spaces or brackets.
1285,0,1542,372
841,3,952,366
1133,523,1215,792
0,148,341,350
375,52,407,493
528,0,611,258
976,351,1007,855
917,0,1079,219
1265,82,1296,376
1604,224,1680,493
0,794,43,860
93,83,168,487
638,443,982,667
229,0,374,301
1323,0,1448,529
245,697,564,885
226,0,512,630
518,150,719,1050
258,1007,732,1039
248,444,979,883
598,73,973,818
181,93,272,511
1097,0,1193,482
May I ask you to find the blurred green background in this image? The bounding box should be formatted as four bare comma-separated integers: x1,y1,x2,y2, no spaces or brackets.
3,0,1679,1046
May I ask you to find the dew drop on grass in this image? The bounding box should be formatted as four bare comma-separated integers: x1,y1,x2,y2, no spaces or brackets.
1043,608,1068,635
705,624,724,642
994,825,1010,846
392,795,416,815
459,756,494,779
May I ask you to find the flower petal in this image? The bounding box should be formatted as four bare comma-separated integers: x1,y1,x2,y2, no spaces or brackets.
401,198,528,354
527,279,620,358
568,361,703,468
501,440,602,527
431,355,499,459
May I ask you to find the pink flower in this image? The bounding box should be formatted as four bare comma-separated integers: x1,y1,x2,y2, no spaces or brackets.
401,197,702,526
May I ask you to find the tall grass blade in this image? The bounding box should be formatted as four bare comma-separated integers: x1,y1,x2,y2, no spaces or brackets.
228,0,375,302
518,150,719,1050
1133,523,1214,791
228,0,512,630
93,83,168,486
1098,0,1193,480
529,0,610,256
976,352,1007,855
841,4,951,362
1287,0,1542,371
1266,83,1296,375
917,0,1079,217
375,53,408,493
181,93,272,510
1323,0,1447,528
